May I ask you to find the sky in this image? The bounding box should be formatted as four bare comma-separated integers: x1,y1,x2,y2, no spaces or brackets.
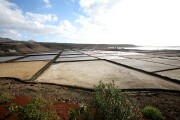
0,0,180,46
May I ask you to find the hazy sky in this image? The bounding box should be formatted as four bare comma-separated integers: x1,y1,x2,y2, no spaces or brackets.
0,0,180,46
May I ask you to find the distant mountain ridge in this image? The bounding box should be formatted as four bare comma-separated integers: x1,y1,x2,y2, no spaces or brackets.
40,42,137,50
0,37,15,42
0,37,49,55
28,40,36,43
0,37,137,55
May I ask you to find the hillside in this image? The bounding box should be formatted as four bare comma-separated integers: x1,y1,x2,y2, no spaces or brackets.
0,37,50,55
0,37,137,55
40,42,136,50
0,37,15,43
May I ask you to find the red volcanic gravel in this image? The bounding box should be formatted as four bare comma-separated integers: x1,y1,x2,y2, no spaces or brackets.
0,95,79,120
11,96,31,106
0,96,30,120
0,102,9,119
54,102,79,120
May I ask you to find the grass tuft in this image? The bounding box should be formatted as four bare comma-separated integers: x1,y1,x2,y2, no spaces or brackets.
0,92,13,104
8,96,60,120
143,106,165,120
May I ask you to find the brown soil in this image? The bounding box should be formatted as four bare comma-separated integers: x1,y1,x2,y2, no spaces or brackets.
0,78,180,120
0,61,49,80
130,91,180,120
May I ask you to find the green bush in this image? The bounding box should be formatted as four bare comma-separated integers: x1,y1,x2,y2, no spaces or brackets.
68,108,79,120
8,97,60,120
93,81,141,120
68,104,93,120
143,106,165,120
0,92,13,104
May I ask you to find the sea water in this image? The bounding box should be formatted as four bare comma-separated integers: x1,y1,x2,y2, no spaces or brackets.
125,46,180,50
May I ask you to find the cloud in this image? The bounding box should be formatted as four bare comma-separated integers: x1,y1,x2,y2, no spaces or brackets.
73,0,180,45
42,0,49,4
0,29,23,40
0,0,180,45
0,0,79,42
42,0,51,8
26,12,58,23
0,0,61,40
79,0,119,16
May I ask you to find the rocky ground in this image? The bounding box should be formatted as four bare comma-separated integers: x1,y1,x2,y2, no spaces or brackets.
0,78,180,120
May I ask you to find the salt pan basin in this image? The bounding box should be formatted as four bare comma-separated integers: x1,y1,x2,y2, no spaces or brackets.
60,54,89,58
36,60,180,90
56,56,97,62
17,55,56,62
143,58,180,67
157,69,180,81
0,56,23,62
0,61,49,80
111,59,178,72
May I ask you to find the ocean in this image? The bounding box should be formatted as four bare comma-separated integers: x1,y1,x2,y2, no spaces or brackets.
124,46,180,50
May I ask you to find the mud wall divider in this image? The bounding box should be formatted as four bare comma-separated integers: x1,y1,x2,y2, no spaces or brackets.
30,51,63,81
104,59,180,85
